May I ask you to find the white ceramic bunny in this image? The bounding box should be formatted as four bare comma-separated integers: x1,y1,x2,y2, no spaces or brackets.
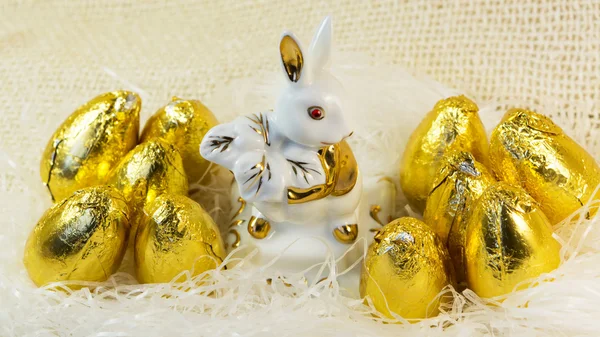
200,17,395,274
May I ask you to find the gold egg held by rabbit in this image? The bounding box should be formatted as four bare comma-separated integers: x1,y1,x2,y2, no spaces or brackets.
141,97,218,184
490,108,600,225
360,217,455,319
465,182,561,298
40,91,140,202
400,95,488,213
423,151,495,286
135,194,226,284
23,186,129,287
107,139,188,238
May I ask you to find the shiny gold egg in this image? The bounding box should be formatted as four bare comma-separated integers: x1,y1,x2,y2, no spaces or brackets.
107,139,188,238
489,108,600,225
135,194,226,283
465,182,561,298
23,186,129,287
423,151,494,286
40,91,141,202
399,96,488,213
360,217,455,319
140,97,219,184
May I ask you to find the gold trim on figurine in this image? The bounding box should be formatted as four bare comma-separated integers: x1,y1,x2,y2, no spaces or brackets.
287,140,358,204
247,216,271,239
280,35,304,82
231,197,246,220
228,229,241,249
332,224,359,244
247,113,271,146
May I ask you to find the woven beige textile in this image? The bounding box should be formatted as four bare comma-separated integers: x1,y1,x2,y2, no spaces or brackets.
1,0,599,189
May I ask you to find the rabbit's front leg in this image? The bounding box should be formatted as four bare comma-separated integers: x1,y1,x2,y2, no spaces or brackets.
200,114,271,171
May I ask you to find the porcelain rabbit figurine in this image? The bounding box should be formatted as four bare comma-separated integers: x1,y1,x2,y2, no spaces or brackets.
200,17,395,273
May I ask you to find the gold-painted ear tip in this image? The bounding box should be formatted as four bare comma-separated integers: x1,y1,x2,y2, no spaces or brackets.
279,34,304,83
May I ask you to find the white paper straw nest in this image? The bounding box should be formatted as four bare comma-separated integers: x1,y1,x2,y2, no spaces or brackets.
1,53,600,337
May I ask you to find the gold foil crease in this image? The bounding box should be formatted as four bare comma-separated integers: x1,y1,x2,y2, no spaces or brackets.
423,151,494,287
360,217,455,319
40,91,141,202
23,186,129,287
399,96,488,213
489,108,600,224
465,182,561,298
140,97,218,184
134,194,226,283
107,139,188,238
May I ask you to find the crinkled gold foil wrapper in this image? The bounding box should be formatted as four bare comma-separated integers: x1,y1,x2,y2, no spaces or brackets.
490,108,600,225
423,151,494,287
107,139,188,238
400,95,488,213
23,186,129,287
135,194,226,284
40,91,140,202
465,182,561,298
140,97,218,184
360,217,455,319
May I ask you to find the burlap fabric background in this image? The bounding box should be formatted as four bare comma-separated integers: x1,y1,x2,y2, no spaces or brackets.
2,0,599,183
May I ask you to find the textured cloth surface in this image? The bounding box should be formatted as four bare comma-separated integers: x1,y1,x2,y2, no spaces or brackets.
1,0,600,185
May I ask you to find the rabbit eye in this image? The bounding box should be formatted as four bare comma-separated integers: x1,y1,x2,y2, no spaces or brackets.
308,106,325,120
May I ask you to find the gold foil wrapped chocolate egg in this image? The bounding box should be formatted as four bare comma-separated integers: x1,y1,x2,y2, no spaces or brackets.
465,182,561,298
140,97,218,184
135,194,226,283
360,217,454,319
399,96,488,213
23,186,129,287
423,151,494,286
40,91,141,202
107,139,188,237
489,108,600,224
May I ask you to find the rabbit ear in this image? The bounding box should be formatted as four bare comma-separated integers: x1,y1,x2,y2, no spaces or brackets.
279,33,304,83
309,16,332,71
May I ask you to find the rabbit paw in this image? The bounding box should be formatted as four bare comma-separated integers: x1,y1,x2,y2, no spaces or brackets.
200,114,271,170
283,145,326,188
233,150,287,203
